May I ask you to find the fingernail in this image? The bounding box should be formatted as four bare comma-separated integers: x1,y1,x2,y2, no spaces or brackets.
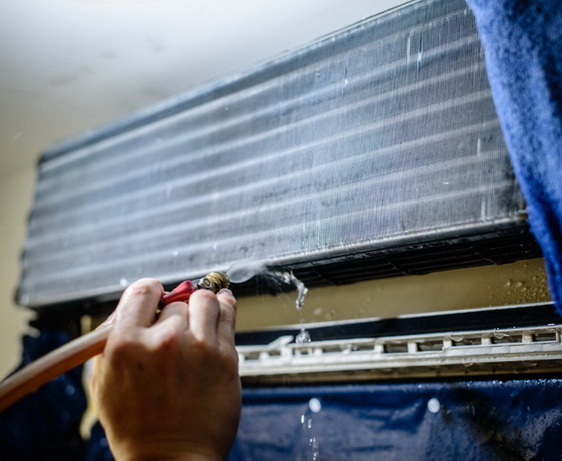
218,288,234,298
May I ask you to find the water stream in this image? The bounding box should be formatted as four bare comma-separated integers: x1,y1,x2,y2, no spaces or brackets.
300,397,321,460
270,270,310,343
227,261,310,343
226,261,316,458
226,260,267,284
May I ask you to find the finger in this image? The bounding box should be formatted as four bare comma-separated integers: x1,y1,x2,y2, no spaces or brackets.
96,309,117,330
154,301,189,330
216,289,237,346
150,302,188,350
187,289,220,342
114,278,163,331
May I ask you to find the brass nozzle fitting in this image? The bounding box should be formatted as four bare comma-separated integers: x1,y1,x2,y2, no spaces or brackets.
197,271,230,293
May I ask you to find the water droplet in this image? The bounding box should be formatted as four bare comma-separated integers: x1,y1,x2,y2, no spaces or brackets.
65,384,76,396
310,437,320,460
427,398,440,414
309,398,322,413
296,329,311,344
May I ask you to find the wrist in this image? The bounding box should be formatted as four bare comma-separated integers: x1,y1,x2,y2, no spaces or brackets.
111,440,223,461
117,453,221,461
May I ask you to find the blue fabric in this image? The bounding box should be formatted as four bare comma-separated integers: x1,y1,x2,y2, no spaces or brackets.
0,331,87,461
229,379,562,460
0,330,115,461
84,422,114,461
465,0,562,312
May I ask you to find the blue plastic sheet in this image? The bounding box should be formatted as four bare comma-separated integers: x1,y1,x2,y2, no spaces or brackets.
229,380,562,460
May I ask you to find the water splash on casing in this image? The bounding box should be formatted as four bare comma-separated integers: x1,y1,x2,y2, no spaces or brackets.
226,260,266,283
270,270,310,343
226,262,311,343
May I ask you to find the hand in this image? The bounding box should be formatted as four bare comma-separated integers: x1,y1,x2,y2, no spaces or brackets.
91,278,241,461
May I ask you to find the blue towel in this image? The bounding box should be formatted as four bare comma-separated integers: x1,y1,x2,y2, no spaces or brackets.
466,0,562,313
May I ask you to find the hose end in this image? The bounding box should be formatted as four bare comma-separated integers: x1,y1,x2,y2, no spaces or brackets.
197,272,230,293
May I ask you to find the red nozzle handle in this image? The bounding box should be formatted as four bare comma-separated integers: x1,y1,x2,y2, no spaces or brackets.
160,280,196,306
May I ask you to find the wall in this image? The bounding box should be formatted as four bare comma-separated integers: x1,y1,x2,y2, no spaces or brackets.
236,258,552,331
0,164,36,378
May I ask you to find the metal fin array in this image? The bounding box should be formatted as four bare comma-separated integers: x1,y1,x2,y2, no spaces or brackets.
19,0,530,308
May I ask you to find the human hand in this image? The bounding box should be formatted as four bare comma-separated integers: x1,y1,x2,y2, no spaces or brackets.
91,278,241,461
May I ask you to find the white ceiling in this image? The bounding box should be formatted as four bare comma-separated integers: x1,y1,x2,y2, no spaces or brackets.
0,0,403,176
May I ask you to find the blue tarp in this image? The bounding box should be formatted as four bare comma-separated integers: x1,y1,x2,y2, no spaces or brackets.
230,380,562,460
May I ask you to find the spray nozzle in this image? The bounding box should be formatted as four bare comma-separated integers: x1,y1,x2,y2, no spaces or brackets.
197,271,231,293
160,271,230,306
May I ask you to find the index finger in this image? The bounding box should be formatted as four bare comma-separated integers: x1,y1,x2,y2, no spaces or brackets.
114,278,163,331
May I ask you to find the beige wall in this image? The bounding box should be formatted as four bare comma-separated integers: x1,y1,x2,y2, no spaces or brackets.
236,258,552,331
0,165,36,378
